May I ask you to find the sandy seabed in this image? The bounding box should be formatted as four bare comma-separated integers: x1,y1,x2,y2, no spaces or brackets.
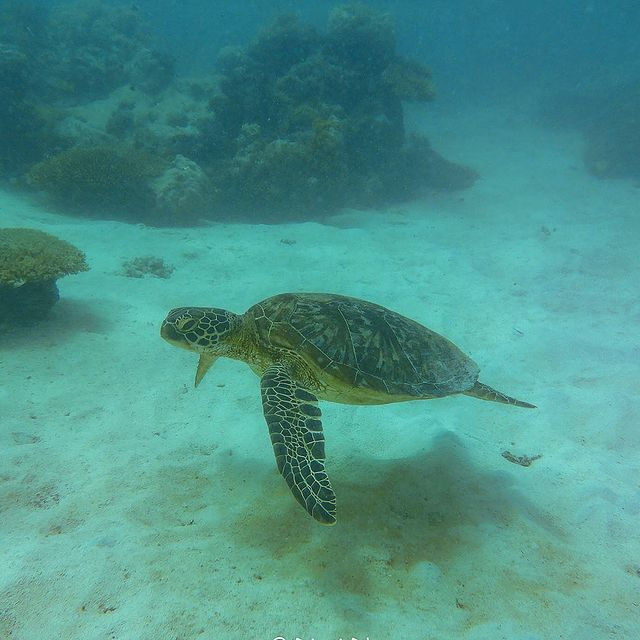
1,105,638,640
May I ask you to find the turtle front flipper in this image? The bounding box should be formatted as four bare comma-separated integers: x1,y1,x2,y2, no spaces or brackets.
260,364,336,525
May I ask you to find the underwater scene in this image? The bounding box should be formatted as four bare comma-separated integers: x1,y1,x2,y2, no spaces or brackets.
1,0,639,638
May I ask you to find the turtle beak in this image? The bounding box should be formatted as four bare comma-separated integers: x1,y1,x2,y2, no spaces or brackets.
195,353,218,387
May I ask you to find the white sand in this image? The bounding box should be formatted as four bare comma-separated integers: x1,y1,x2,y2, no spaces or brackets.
1,106,638,640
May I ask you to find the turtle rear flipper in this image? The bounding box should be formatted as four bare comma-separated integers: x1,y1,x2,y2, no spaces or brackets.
260,364,336,525
464,381,536,409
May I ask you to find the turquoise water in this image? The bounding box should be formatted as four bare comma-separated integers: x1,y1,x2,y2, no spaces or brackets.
1,2,639,639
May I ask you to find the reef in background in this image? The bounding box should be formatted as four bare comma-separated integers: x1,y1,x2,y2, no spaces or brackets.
1,1,477,224
539,81,640,183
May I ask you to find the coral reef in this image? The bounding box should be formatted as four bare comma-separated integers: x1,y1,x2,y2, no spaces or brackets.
389,135,479,196
208,4,473,217
325,3,396,74
41,1,173,101
0,43,61,174
581,86,640,179
540,81,640,182
120,256,174,279
0,228,88,325
2,1,475,223
28,145,164,216
584,127,640,180
0,0,172,175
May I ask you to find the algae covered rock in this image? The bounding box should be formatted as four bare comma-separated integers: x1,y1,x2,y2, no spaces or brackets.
0,228,88,325
151,155,211,222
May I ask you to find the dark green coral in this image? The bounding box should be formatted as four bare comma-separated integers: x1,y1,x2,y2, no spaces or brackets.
28,145,164,214
207,4,473,217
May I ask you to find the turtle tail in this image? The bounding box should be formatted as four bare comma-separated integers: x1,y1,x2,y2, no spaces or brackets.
464,381,536,409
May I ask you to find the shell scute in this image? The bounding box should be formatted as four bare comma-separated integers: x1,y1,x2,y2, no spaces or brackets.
251,293,479,397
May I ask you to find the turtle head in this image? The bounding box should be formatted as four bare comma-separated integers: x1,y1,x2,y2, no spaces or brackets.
161,307,240,386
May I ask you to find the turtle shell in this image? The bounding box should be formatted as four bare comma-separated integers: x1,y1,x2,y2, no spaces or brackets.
249,293,480,398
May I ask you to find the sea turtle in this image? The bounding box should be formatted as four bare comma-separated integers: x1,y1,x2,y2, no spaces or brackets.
161,292,535,525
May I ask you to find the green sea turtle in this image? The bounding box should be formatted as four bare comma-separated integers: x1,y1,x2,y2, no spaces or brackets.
161,292,535,525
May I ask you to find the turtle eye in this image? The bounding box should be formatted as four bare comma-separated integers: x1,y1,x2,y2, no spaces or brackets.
176,317,197,333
